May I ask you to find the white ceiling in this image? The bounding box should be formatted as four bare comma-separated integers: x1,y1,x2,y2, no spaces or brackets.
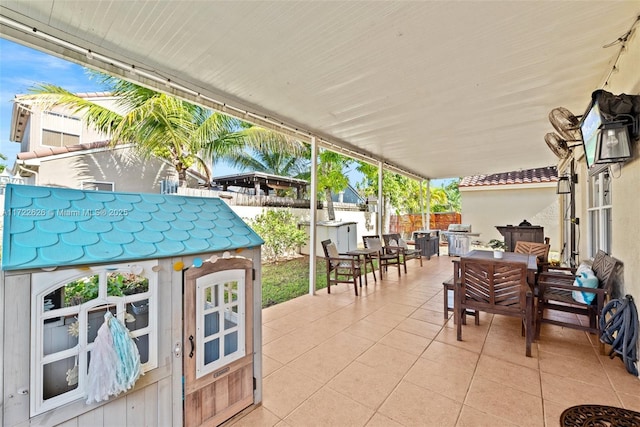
1,1,639,179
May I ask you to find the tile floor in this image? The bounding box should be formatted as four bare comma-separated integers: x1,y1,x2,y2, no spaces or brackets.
230,255,640,427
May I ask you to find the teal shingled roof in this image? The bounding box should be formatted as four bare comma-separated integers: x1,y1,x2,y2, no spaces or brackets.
2,184,263,271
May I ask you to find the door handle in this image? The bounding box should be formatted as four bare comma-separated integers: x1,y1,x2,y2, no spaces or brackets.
188,335,195,358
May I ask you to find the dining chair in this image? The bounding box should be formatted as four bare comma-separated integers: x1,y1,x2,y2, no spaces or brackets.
321,239,362,296
382,233,423,273
513,241,550,272
362,235,401,277
456,258,534,357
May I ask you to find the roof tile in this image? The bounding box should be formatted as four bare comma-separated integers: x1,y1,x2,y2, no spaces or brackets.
459,166,558,187
2,185,263,270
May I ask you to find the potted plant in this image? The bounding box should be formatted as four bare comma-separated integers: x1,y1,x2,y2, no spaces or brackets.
488,239,508,258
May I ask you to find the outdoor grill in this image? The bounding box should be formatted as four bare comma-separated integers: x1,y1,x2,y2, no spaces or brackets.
442,224,481,256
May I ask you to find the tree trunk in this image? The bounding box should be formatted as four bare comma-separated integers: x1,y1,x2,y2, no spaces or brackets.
325,187,335,221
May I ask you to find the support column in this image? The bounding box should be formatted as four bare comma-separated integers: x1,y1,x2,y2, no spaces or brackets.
309,136,318,295
377,161,383,236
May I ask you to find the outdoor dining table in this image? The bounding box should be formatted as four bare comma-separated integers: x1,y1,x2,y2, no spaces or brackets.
346,248,379,286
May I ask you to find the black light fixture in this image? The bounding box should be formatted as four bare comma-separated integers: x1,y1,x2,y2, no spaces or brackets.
594,121,633,164
556,175,571,194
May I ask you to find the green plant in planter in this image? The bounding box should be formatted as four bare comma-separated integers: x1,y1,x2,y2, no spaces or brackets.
488,239,508,251
63,273,149,306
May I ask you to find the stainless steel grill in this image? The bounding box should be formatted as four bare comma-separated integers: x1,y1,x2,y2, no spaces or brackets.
442,224,480,256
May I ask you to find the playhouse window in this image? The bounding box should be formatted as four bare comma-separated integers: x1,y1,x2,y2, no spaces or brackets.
30,262,158,416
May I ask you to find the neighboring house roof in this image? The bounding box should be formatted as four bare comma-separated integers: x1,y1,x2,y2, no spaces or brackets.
331,184,364,204
17,140,112,160
1,184,263,271
459,166,558,188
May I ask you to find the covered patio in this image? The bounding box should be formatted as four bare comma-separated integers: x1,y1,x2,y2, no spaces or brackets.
231,257,638,427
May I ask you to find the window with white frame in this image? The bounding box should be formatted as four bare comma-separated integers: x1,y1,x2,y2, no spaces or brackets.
587,170,612,258
81,180,115,191
30,261,157,416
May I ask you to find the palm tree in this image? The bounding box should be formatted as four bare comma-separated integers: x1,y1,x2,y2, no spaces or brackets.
19,73,300,187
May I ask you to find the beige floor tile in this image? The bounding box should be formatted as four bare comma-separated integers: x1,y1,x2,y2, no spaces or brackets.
435,323,487,353
599,354,640,396
357,343,420,379
411,307,449,326
475,354,542,396
456,405,518,427
378,328,431,355
262,354,283,378
421,340,480,373
262,366,324,419
538,350,610,388
404,357,473,402
542,400,566,427
537,323,593,346
262,333,317,365
619,392,640,412
377,301,420,316
263,312,311,334
365,413,403,427
283,387,374,427
229,406,281,427
465,377,544,427
481,334,539,370
540,372,622,408
395,317,443,339
362,308,408,328
344,319,394,342
287,321,341,346
319,331,375,359
378,380,462,426
263,324,288,345
537,337,600,363
327,361,402,409
287,344,357,384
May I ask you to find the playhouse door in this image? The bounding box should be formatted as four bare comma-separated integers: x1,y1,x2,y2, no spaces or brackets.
183,258,254,427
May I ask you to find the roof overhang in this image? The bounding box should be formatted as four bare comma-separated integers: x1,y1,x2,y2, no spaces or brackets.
1,3,639,179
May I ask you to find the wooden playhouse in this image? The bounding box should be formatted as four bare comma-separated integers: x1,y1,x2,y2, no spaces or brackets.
1,184,264,426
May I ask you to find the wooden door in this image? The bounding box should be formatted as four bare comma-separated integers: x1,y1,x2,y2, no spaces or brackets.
184,258,254,427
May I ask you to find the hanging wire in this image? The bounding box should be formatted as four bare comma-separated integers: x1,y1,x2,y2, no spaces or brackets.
601,15,640,88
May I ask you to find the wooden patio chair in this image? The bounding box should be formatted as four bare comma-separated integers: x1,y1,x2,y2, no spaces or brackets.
383,233,423,273
513,241,550,272
536,250,621,349
362,235,401,277
456,258,534,357
321,239,362,296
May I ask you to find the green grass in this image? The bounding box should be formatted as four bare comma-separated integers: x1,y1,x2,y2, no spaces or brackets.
261,256,379,308
261,256,328,307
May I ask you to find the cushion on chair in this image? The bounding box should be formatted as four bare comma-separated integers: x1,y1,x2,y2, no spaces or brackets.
576,262,593,277
572,269,599,304
397,238,409,249
326,242,339,259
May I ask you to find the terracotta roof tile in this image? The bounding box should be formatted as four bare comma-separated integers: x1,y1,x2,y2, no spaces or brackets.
459,166,558,187
17,141,112,160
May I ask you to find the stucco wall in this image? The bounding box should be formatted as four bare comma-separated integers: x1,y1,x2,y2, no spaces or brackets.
460,184,561,252
35,147,180,193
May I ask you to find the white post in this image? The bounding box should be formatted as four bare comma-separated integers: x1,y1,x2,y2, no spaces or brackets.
426,178,431,230
377,161,383,237
308,136,318,295
419,179,425,231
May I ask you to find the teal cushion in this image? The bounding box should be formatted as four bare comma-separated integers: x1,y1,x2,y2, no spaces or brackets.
572,269,599,304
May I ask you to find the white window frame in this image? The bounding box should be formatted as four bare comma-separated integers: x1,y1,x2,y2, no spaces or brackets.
30,261,158,416
195,269,246,379
81,180,115,192
587,170,612,258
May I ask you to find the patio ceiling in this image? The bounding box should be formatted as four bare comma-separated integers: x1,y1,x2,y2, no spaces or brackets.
1,2,638,179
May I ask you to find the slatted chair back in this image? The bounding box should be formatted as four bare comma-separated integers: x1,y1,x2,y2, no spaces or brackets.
363,235,383,252
457,258,533,356
382,233,423,272
513,241,550,265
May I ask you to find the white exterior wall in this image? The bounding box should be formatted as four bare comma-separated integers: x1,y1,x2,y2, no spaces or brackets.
33,147,186,193
460,183,561,252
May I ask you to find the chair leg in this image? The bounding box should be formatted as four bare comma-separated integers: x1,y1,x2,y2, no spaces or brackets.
525,292,533,357
443,282,450,320
353,274,358,296
403,255,408,274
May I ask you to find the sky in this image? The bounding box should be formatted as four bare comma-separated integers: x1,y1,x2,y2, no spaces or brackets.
0,37,452,187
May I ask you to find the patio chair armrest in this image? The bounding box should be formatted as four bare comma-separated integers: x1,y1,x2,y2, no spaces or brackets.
538,280,607,296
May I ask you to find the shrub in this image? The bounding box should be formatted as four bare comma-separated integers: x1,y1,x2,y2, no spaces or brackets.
248,210,308,262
